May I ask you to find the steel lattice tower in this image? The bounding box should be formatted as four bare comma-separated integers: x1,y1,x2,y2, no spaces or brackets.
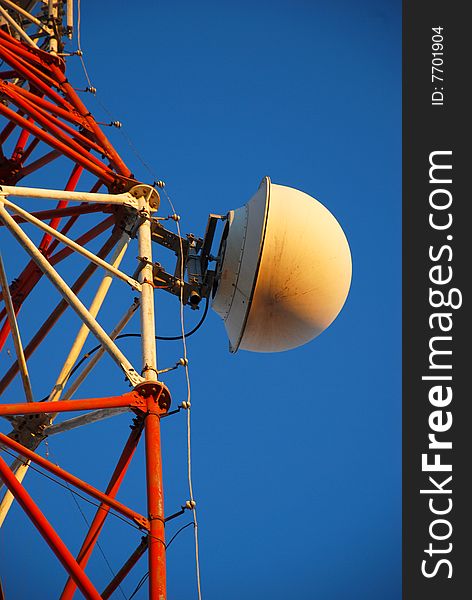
0,3,179,598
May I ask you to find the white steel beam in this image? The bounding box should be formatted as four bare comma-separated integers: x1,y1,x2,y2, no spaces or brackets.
0,185,140,209
0,252,34,403
0,0,51,32
138,189,158,381
48,233,130,402
1,198,141,292
63,299,140,400
0,203,143,387
0,4,38,47
0,460,30,527
46,408,129,436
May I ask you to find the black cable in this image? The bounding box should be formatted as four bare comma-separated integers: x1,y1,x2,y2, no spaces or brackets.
124,295,210,342
35,296,208,406
126,522,193,600
166,521,194,550
128,571,149,599
66,296,209,380
66,482,128,600
0,448,158,540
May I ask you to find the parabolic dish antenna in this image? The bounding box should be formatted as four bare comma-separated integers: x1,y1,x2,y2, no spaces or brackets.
212,177,352,352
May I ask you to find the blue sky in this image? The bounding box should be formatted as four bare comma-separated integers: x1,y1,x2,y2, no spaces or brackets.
0,1,401,598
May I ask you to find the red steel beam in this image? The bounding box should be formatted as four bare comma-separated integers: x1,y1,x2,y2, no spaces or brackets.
61,423,144,600
18,135,40,164
49,63,132,178
0,37,131,178
101,537,149,600
49,214,116,265
0,454,103,600
16,149,62,179
0,43,70,110
0,69,18,79
46,178,105,256
11,119,32,162
0,231,119,393
0,214,113,335
145,392,167,599
0,206,113,348
0,29,64,71
15,94,105,157
39,162,83,251
0,391,146,417
4,52,64,93
0,103,116,185
11,83,87,128
0,92,113,174
0,431,148,529
3,87,108,158
0,109,23,145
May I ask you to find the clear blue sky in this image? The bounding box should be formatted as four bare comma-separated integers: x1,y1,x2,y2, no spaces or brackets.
0,1,401,598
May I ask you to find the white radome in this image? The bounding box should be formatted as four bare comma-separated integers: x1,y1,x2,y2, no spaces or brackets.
212,177,352,352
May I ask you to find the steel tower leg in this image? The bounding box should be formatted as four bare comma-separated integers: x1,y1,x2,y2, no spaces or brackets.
145,401,166,599
138,189,167,599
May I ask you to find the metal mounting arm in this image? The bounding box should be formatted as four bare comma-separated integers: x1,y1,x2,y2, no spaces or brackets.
149,214,223,308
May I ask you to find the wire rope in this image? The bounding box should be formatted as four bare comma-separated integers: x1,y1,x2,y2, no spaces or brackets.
164,185,203,600
0,447,161,542
71,9,204,597
64,297,209,382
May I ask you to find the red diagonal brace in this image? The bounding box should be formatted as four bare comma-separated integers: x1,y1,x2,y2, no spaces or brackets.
61,424,144,600
0,42,71,109
0,231,120,395
12,83,88,128
0,213,114,350
0,103,115,184
0,431,149,530
101,537,149,600
0,454,102,600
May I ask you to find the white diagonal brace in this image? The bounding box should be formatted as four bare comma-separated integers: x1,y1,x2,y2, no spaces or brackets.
0,252,34,402
0,459,30,527
63,299,140,400
1,198,141,292
0,185,139,209
0,0,51,33
46,408,129,436
48,233,130,402
0,5,38,48
0,203,143,387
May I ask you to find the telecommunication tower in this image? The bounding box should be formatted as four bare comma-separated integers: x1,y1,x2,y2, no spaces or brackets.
0,2,351,599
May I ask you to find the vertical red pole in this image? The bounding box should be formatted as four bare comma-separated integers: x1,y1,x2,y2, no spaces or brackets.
145,396,166,600
0,455,102,600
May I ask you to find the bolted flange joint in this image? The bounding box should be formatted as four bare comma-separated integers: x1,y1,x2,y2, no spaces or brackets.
133,380,171,415
133,514,151,531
